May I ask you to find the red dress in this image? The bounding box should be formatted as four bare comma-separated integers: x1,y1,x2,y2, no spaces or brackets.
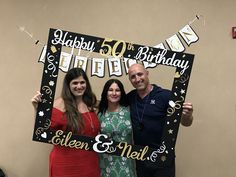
49,108,101,177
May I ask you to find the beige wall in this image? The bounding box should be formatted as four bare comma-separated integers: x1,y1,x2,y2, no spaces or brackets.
0,0,236,177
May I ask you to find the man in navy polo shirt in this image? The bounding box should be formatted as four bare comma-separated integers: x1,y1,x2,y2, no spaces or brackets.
127,63,193,177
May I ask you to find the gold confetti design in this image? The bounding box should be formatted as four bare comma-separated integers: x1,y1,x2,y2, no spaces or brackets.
42,86,53,98
161,156,166,161
50,45,57,53
35,119,51,137
167,96,184,116
174,72,181,78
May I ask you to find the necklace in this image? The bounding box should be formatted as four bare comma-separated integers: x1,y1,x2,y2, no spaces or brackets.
135,89,152,131
78,105,95,132
84,112,95,132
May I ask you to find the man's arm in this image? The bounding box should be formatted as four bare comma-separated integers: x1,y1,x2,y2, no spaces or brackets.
181,102,193,126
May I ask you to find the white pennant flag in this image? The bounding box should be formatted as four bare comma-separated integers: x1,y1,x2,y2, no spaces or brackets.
179,25,199,46
59,52,73,72
166,34,185,52
38,45,47,63
91,58,105,77
107,58,122,76
38,45,72,72
123,58,137,74
74,56,88,71
153,43,166,50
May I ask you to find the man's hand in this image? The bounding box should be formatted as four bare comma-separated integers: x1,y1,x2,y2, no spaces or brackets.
181,102,193,126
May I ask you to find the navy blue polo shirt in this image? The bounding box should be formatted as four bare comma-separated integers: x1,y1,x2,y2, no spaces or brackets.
127,85,171,148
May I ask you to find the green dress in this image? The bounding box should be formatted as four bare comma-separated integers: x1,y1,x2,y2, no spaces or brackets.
98,106,136,177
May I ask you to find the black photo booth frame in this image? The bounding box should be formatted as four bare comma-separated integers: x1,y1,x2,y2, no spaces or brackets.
32,28,194,167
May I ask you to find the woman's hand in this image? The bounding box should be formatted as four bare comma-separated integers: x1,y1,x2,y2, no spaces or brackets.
31,91,42,110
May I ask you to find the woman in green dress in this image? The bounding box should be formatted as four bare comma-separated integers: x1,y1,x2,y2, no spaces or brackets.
98,79,136,177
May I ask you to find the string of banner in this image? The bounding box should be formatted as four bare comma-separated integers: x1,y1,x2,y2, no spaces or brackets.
18,15,205,77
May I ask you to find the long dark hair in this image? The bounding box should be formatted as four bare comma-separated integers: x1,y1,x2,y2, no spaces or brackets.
98,79,128,115
61,67,97,133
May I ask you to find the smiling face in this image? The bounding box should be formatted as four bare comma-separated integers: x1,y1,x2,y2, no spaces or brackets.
107,82,121,104
128,64,150,92
69,76,87,97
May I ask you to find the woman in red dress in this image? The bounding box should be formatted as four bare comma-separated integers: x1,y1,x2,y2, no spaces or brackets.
32,68,100,177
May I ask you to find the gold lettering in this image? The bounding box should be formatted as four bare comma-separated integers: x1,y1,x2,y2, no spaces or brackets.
139,146,149,160
112,40,126,57
117,142,148,161
110,60,119,73
62,131,72,146
129,151,138,159
68,140,77,147
51,130,64,145
94,61,102,73
59,55,67,68
118,142,132,156
74,141,89,150
127,43,134,51
75,59,84,68
51,130,89,150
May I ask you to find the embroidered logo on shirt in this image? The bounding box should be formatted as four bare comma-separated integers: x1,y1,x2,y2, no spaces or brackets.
150,99,156,104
